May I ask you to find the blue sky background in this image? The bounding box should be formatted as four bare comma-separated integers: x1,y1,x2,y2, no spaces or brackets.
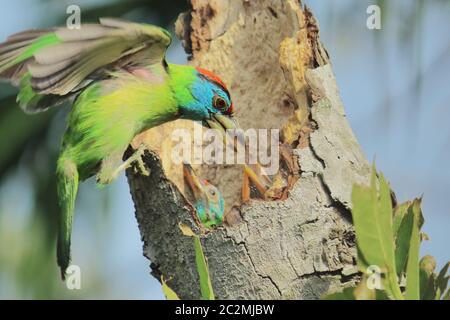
0,0,448,299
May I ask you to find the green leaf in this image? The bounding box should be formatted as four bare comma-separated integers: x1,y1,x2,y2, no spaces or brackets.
418,255,438,300
435,287,442,300
375,290,390,300
356,244,371,271
404,200,422,300
393,201,411,237
395,208,414,275
444,289,450,300
419,267,435,300
323,287,356,300
161,277,180,300
435,262,449,299
353,275,376,300
179,223,215,300
193,236,215,300
351,165,402,299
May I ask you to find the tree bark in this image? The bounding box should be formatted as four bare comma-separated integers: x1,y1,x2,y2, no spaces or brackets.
126,0,371,299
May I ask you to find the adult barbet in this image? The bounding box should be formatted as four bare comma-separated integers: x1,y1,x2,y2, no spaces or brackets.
0,18,256,278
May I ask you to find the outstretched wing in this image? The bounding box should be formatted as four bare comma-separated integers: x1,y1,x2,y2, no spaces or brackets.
0,18,171,113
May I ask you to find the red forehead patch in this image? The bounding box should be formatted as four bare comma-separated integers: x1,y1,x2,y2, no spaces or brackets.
196,67,228,91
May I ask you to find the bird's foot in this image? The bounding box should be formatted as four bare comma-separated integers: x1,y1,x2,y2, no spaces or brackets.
124,144,151,177
96,145,150,186
127,144,151,177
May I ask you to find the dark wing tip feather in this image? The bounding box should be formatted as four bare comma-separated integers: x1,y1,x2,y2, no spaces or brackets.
5,29,52,42
0,29,53,84
3,18,173,108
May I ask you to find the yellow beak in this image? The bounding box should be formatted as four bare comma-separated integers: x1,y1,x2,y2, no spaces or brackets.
205,114,238,131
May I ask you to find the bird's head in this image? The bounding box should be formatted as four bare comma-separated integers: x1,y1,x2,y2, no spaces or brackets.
180,67,237,131
183,163,225,228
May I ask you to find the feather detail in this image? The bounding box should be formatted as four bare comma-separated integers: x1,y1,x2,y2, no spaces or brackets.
6,29,52,42
55,24,111,41
0,33,59,82
1,18,173,112
0,38,36,55
195,67,229,92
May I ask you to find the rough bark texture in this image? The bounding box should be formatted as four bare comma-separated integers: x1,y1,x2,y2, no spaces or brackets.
126,0,371,299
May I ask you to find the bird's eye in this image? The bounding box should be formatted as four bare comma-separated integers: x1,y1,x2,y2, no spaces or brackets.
213,95,228,112
210,190,216,196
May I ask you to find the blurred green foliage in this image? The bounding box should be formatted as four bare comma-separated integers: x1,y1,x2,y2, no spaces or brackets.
325,166,449,300
179,223,215,300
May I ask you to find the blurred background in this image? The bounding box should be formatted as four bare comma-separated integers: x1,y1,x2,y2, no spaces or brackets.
0,0,448,299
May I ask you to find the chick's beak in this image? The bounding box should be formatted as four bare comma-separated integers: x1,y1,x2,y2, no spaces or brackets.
183,163,206,201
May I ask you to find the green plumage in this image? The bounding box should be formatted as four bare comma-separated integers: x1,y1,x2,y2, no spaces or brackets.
56,157,78,278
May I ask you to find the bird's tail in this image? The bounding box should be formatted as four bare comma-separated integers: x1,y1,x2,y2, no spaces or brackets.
56,156,79,280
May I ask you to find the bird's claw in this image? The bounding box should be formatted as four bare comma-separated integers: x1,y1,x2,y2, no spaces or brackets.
130,144,151,177
96,144,151,185
132,153,150,177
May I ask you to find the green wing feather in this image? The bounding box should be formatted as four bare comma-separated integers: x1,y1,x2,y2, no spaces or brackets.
0,18,172,113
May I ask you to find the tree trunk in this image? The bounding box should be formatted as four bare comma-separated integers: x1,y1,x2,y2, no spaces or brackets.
126,0,370,299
